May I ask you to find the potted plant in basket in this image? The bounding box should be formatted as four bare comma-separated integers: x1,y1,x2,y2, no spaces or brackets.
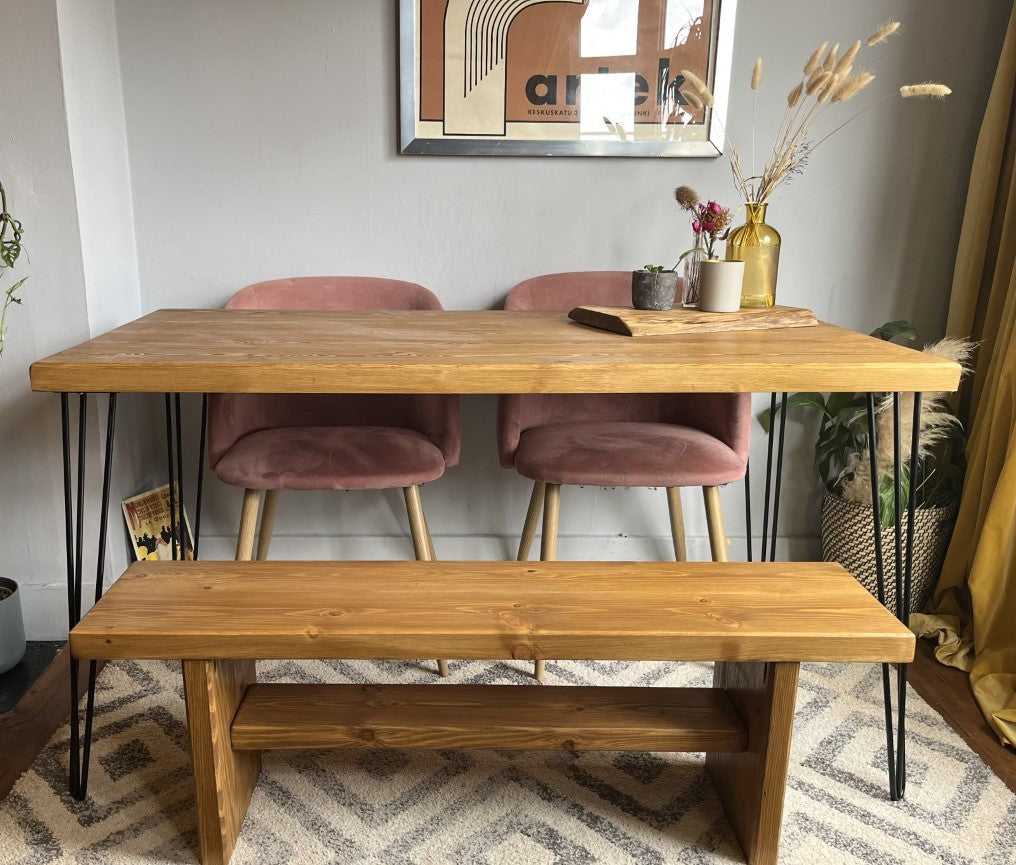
759,321,973,616
0,177,28,674
674,186,741,312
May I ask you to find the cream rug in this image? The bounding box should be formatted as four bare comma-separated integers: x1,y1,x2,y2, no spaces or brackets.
1,658,1013,865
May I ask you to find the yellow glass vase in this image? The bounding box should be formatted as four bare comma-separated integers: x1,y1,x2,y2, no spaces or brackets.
725,203,781,308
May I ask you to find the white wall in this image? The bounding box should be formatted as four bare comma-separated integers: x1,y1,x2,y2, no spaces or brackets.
0,2,97,638
1,0,1009,636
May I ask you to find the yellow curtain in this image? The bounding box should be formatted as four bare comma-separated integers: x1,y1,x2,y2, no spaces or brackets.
912,3,1016,749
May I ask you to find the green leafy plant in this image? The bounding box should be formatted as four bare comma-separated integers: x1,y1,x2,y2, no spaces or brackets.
0,180,26,357
641,264,673,273
758,321,972,524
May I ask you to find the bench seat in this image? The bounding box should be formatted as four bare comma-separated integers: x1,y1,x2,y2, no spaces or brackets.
70,560,914,663
70,559,914,865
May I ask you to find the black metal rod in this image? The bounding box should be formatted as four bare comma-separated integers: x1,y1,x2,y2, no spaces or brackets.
194,394,208,560
892,393,904,625
164,394,178,561
80,393,117,796
904,393,922,622
866,392,898,800
175,393,186,559
769,392,788,562
73,394,87,623
744,459,752,563
896,392,922,799
760,393,778,561
60,394,80,799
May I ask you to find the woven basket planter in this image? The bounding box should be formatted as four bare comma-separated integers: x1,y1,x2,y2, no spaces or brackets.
820,490,958,617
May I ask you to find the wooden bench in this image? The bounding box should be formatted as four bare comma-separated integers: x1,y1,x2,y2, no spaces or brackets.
70,560,914,865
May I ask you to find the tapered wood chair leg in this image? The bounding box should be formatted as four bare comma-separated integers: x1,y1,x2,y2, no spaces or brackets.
534,483,561,681
517,481,546,561
404,485,449,678
256,490,279,561
703,486,728,563
666,487,687,562
235,489,261,562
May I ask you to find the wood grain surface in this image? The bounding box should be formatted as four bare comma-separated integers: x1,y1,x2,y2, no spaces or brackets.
30,309,961,394
230,684,748,753
568,305,818,336
707,662,800,865
69,561,915,663
182,660,260,865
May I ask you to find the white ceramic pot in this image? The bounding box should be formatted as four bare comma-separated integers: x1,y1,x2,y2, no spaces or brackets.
697,259,745,313
0,577,26,674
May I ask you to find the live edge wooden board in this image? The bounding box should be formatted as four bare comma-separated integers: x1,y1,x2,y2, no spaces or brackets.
71,560,914,865
30,309,961,395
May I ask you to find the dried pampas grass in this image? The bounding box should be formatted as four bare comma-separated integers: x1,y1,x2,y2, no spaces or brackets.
680,69,714,106
729,19,951,205
900,83,952,98
839,338,975,506
868,21,901,46
804,42,829,75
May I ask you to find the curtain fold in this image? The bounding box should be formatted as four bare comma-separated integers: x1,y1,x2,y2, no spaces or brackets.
912,2,1016,749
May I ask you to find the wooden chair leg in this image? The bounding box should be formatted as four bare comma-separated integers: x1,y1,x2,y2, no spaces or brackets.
404,485,449,678
703,486,728,563
421,507,437,561
666,487,687,562
516,481,546,561
235,489,261,562
534,483,561,681
256,490,279,561
183,659,261,865
707,661,799,865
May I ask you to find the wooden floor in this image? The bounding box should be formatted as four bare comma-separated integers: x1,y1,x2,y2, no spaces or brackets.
0,640,1012,801
908,639,1016,794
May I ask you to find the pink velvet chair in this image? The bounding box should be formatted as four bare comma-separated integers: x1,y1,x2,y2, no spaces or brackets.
498,271,751,679
208,277,460,676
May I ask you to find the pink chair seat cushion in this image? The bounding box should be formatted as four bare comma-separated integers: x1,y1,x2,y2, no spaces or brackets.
513,421,747,487
213,426,446,491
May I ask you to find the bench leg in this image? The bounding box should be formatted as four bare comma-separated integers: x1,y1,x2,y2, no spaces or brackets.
183,660,261,865
706,661,798,865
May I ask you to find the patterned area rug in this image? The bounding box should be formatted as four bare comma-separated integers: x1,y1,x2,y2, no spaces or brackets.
1,658,1013,865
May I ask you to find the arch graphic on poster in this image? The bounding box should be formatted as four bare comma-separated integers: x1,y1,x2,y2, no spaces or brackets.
443,0,585,136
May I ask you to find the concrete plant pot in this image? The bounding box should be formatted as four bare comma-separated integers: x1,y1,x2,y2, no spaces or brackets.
631,270,679,311
0,577,26,674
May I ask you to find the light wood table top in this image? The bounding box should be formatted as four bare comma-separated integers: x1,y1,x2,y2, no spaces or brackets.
70,560,916,663
30,309,961,394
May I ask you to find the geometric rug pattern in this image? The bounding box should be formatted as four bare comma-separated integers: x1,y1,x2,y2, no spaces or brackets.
1,658,1013,865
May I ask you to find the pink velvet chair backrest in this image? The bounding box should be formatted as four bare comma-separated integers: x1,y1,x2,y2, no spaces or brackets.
497,271,751,469
208,277,460,469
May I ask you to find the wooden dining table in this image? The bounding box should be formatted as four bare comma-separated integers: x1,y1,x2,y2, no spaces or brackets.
30,308,961,803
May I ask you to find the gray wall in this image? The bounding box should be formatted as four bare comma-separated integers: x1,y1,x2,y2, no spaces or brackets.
0,0,1008,636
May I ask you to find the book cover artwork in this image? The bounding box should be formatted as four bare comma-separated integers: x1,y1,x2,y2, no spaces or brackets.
122,484,194,561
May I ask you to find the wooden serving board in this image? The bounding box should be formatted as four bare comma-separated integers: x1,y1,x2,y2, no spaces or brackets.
568,304,819,336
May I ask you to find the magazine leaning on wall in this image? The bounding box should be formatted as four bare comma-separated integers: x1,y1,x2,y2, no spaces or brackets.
122,484,194,561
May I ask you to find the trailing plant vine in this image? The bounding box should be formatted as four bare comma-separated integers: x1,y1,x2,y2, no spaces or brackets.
0,180,26,357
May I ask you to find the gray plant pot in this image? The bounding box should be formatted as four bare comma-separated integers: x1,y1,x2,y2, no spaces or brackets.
631,270,679,311
0,577,27,675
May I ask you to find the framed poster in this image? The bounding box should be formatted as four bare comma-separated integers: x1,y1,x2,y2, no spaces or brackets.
399,0,737,157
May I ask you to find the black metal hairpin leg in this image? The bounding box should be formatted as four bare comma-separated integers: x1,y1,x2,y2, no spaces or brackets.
866,391,921,800
744,459,752,562
194,394,208,559
164,394,178,560
60,392,118,800
758,393,789,562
